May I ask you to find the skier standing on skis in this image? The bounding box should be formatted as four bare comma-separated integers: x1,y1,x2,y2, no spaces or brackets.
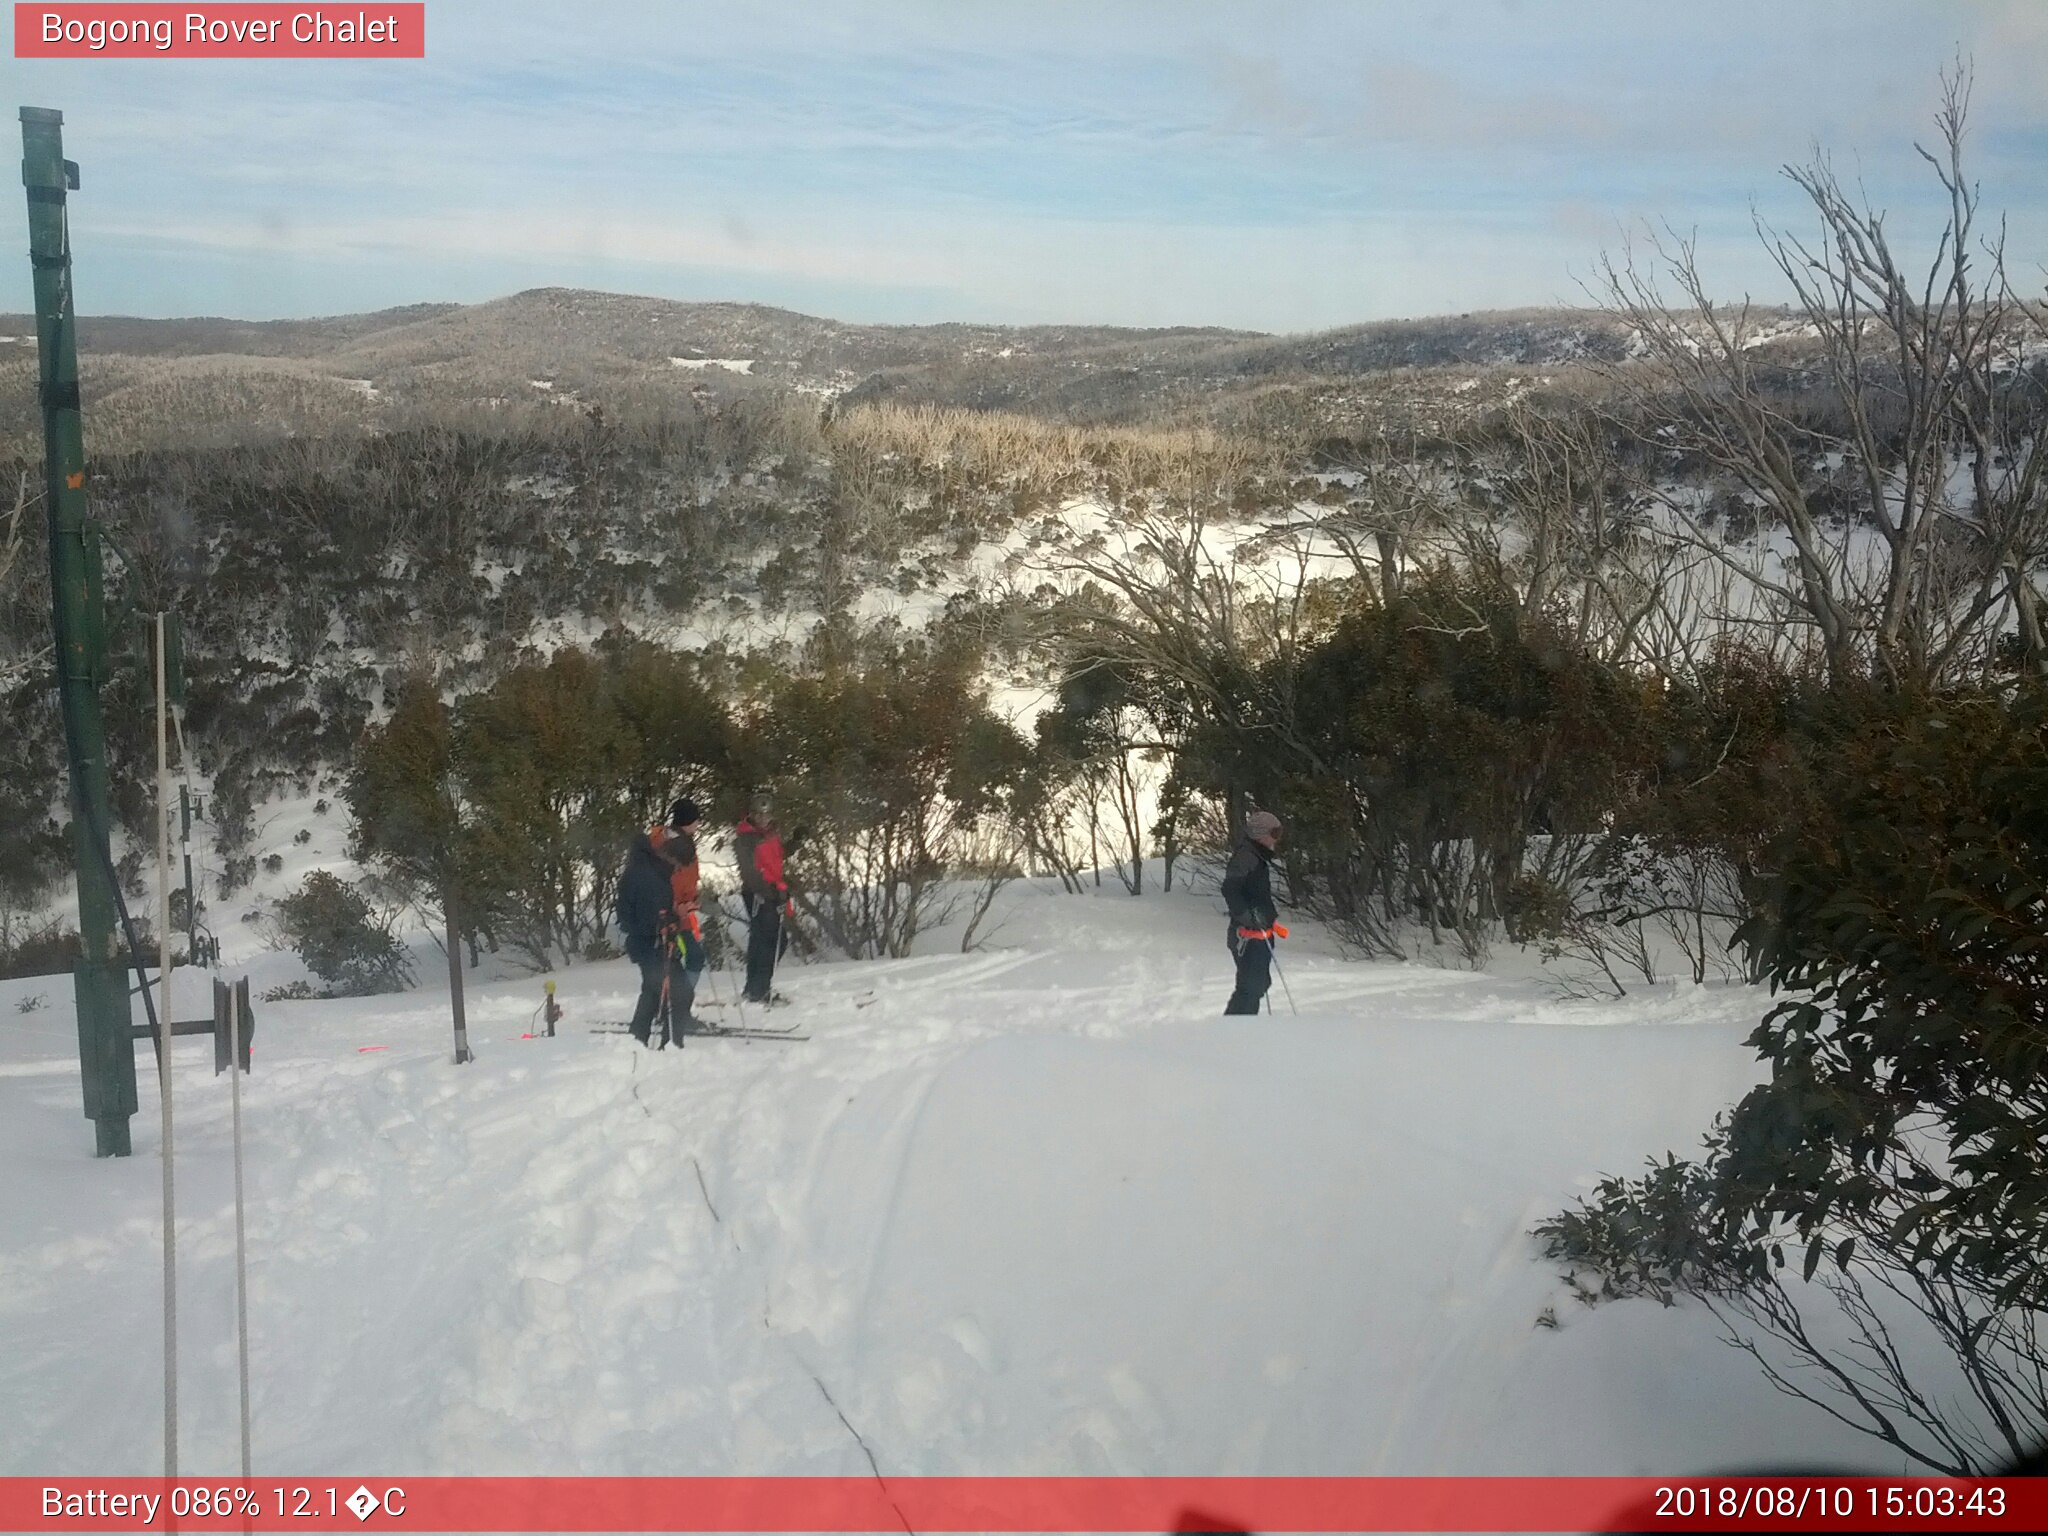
616,828,683,1046
734,794,794,1005
649,797,708,1041
1221,809,1284,1015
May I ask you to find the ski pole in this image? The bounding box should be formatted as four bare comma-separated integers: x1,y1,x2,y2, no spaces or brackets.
672,910,703,1045
657,931,674,1049
659,920,690,1048
1269,938,1297,1015
700,949,723,1021
727,897,751,1030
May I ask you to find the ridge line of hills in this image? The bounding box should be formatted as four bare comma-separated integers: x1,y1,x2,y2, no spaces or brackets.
0,286,1799,444
0,286,1662,378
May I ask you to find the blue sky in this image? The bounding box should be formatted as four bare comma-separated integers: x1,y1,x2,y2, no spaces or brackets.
5,0,2046,331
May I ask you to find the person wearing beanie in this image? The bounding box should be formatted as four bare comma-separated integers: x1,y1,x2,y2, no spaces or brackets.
616,829,683,1046
734,794,792,1005
646,797,706,1042
1221,809,1284,1015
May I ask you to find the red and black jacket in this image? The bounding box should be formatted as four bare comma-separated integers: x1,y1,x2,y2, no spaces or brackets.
734,817,786,905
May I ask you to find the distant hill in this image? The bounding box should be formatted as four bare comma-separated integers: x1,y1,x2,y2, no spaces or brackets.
0,288,1252,382
0,286,1757,450
0,302,463,359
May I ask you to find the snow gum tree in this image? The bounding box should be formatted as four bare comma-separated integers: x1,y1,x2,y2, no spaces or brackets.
737,637,1034,960
1597,66,2048,689
346,671,497,985
273,870,413,996
1540,679,2048,1473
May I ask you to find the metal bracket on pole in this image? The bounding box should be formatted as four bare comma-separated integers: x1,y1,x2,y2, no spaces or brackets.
212,977,254,1075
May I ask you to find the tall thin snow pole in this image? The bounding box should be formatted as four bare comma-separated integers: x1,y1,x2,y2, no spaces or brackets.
154,611,178,1475
229,982,252,1477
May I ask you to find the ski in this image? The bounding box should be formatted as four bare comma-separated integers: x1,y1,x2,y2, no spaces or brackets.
590,1022,810,1043
715,1012,807,1034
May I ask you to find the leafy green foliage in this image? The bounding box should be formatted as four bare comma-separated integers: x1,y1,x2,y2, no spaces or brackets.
350,647,735,970
452,648,635,965
1538,680,2048,1472
0,920,81,982
1725,683,2048,1307
0,681,70,936
1535,1155,1748,1307
737,635,1035,958
1159,566,1655,954
347,671,479,922
274,870,412,996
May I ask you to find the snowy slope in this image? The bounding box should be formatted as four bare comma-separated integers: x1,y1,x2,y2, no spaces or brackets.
0,880,1912,1481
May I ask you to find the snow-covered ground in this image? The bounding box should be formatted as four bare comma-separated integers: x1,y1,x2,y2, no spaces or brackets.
0,875,1920,1483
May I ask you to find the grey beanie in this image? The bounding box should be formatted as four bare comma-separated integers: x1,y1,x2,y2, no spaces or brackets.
1246,810,1282,839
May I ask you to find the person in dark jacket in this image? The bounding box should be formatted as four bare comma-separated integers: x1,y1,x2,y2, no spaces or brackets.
733,794,793,1004
616,830,682,1046
1220,810,1284,1015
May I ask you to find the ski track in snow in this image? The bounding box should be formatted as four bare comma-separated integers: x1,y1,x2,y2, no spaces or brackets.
1,881,1938,1478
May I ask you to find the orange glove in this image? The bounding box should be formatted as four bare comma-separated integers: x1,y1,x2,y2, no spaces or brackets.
687,910,703,941
1274,924,1289,939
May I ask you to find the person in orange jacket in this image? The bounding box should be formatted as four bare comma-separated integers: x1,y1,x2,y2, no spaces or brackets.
1221,809,1285,1015
649,798,707,1041
733,793,795,1005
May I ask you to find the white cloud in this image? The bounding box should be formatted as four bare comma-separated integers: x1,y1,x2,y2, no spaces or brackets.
10,0,2046,327
74,196,1834,331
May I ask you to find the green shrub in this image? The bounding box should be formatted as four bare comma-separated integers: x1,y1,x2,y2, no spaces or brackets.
1538,681,2048,1474
274,871,412,996
0,922,82,981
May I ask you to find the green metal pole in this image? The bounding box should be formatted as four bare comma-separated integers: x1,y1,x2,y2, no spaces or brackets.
22,107,136,1158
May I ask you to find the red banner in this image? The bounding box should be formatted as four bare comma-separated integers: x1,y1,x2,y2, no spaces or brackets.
13,5,424,58
1,1476,2041,1532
